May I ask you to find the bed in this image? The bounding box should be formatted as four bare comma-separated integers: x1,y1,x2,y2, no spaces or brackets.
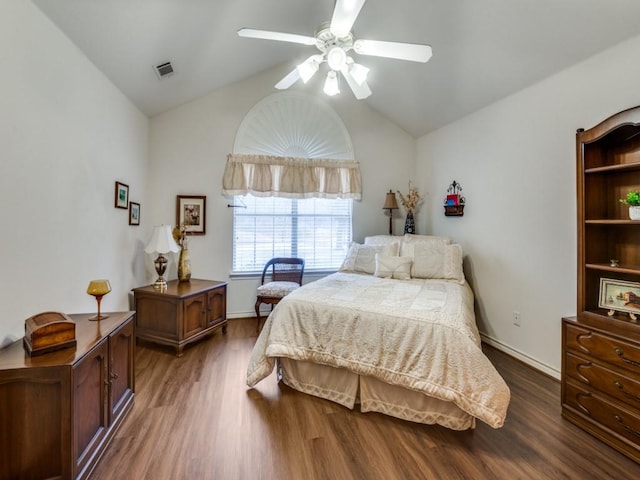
246,234,510,430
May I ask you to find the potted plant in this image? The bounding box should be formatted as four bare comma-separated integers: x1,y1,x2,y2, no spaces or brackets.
620,190,640,220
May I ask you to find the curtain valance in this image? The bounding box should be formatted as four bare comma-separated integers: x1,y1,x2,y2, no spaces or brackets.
222,154,362,200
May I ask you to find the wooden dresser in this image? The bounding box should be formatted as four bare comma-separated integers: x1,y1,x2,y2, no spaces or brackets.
562,106,640,463
133,279,227,356
0,311,135,480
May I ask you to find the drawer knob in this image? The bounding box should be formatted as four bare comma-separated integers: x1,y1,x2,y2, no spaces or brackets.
614,380,640,403
614,415,640,438
615,348,640,368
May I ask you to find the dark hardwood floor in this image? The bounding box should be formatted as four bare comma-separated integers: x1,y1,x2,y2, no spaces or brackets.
90,318,640,480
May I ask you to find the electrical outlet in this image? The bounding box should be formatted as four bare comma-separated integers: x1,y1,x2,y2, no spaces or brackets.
513,311,521,327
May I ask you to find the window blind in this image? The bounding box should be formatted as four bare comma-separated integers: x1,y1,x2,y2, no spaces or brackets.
232,194,352,273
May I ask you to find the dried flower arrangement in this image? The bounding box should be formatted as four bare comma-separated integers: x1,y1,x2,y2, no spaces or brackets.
397,181,422,214
172,224,188,248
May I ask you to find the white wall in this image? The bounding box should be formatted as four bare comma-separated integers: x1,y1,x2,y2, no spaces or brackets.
416,34,640,377
148,64,415,317
0,1,149,346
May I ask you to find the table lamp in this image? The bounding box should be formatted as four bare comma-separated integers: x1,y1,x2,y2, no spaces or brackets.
383,190,399,235
145,224,180,289
87,279,112,321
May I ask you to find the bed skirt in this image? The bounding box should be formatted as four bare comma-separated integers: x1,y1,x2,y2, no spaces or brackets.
278,358,476,430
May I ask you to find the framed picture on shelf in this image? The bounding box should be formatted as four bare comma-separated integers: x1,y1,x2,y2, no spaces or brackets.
176,195,206,235
129,202,140,226
598,277,640,319
115,181,129,209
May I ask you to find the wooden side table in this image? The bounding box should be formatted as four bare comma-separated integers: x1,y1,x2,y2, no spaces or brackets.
132,278,227,356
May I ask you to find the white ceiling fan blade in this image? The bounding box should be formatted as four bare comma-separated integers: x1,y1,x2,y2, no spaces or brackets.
237,28,316,46
275,68,301,90
353,39,433,63
330,0,367,38
341,67,372,99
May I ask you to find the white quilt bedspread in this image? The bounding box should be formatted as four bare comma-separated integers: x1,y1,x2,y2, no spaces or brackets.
246,272,510,428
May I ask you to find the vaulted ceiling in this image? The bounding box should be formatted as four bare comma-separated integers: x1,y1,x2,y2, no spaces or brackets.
33,0,640,137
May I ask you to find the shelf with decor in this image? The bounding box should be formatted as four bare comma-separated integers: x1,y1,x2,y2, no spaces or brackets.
562,106,640,464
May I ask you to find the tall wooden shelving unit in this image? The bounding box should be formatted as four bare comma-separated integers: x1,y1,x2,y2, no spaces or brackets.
562,106,640,463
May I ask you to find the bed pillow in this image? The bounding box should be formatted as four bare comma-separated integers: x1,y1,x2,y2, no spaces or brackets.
440,244,465,284
401,233,451,247
374,254,412,280
339,243,396,274
364,235,402,256
400,234,463,282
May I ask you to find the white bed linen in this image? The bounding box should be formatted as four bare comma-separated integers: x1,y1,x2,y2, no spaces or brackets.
278,358,477,430
247,272,510,429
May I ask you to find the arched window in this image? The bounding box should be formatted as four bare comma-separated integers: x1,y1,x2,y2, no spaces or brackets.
225,92,359,272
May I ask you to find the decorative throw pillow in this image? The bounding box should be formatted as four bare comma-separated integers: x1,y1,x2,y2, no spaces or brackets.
339,242,397,274
374,254,412,280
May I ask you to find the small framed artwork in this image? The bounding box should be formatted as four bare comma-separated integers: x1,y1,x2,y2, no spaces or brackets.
115,181,129,209
177,195,206,235
129,202,140,226
598,278,640,320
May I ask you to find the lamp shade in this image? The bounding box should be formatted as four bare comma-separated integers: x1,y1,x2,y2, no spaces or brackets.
383,190,399,210
144,225,180,255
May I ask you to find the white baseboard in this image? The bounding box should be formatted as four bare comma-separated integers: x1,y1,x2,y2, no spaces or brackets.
480,333,560,380
227,311,260,319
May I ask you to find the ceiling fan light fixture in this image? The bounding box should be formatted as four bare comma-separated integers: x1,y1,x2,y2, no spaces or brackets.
324,71,340,96
327,46,347,71
296,57,320,83
349,62,369,86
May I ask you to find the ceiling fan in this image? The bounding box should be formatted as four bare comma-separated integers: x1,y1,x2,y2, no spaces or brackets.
237,0,432,99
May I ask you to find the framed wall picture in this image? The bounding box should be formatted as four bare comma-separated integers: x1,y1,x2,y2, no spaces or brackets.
115,181,129,209
129,202,140,226
598,277,640,320
176,195,206,235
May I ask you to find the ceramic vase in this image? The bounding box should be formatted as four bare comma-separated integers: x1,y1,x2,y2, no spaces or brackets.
404,212,415,234
178,246,191,282
630,205,640,220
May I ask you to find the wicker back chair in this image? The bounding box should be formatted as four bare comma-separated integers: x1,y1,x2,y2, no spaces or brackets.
255,257,305,332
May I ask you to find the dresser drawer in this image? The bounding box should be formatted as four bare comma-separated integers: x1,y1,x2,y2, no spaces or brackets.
564,379,640,448
565,352,640,410
565,323,640,375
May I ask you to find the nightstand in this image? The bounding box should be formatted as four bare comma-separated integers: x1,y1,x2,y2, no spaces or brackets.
133,279,227,356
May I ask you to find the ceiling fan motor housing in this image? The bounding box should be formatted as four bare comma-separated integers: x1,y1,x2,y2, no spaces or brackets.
315,22,353,53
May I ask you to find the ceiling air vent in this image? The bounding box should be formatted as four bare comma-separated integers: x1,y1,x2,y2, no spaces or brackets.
154,61,174,80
